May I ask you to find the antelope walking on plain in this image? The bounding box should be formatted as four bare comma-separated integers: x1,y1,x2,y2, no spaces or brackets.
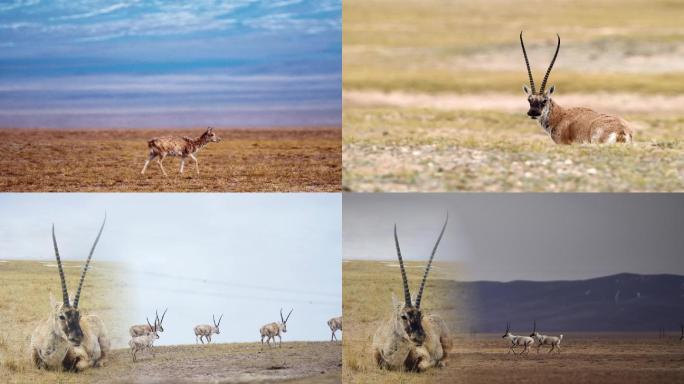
194,314,222,344
372,215,453,372
520,32,633,144
129,318,159,362
129,308,167,338
30,217,111,372
529,320,563,353
260,308,293,348
327,316,342,341
141,126,221,176
502,322,535,355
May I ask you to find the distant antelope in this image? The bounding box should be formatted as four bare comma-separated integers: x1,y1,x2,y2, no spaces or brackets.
194,314,222,344
520,32,633,144
372,215,452,372
141,126,221,176
680,323,683,341
529,320,563,353
327,316,342,341
502,322,534,355
129,318,159,362
129,308,167,338
30,217,110,372
260,308,293,348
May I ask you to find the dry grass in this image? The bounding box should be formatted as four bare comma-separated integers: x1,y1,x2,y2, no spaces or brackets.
342,260,684,384
0,260,341,383
0,128,341,192
0,260,133,384
342,0,684,191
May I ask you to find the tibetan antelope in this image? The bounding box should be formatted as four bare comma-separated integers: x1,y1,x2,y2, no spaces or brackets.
529,320,563,353
30,217,110,372
372,216,452,372
520,32,633,144
502,322,535,355
129,318,159,362
260,308,293,348
327,316,342,341
141,126,221,176
129,308,167,338
194,314,223,344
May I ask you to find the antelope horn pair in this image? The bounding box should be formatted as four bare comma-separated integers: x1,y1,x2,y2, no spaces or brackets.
213,314,223,327
52,214,107,308
280,308,293,323
520,31,560,94
395,214,448,309
156,308,168,325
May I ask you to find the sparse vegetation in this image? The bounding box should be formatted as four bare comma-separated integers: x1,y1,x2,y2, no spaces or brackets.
342,0,684,191
0,128,341,192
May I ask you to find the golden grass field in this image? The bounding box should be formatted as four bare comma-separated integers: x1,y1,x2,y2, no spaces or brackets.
0,128,341,192
0,260,342,384
342,260,684,384
342,0,684,191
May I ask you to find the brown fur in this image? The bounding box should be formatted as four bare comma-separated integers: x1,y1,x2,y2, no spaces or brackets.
141,127,221,176
543,99,633,144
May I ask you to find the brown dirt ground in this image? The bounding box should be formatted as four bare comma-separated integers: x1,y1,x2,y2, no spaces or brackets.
0,128,341,192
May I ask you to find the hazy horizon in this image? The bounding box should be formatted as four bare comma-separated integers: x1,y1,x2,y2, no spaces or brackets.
343,193,684,282
0,1,341,129
0,193,342,345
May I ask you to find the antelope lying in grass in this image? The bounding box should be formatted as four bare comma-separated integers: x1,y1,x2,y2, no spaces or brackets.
502,322,534,355
529,320,563,353
194,314,222,344
260,308,293,348
30,217,110,372
129,318,159,362
372,216,452,372
327,316,342,341
130,308,167,338
520,32,633,144
141,126,221,176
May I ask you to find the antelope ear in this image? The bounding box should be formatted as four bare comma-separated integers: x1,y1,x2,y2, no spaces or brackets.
522,84,532,96
546,85,555,96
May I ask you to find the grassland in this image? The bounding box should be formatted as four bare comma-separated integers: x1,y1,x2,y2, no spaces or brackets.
342,260,684,383
0,260,342,384
342,0,684,191
0,128,341,192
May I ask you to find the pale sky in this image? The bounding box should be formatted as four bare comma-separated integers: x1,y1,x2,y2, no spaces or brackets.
0,193,341,345
343,193,684,281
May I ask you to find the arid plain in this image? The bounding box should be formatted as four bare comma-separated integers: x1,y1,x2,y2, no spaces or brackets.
0,260,341,384
342,260,684,384
0,128,341,192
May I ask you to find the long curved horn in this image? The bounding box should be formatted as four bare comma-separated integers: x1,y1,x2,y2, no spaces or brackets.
520,31,536,94
217,314,223,326
285,308,293,323
394,224,412,307
73,214,106,308
539,34,560,93
280,308,284,323
533,320,537,333
415,214,448,309
160,308,168,324
52,224,70,307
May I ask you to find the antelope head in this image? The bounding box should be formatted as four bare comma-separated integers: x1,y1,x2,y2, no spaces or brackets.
50,215,106,347
280,308,293,332
391,214,448,347
213,314,223,334
502,322,513,339
520,32,560,120
147,317,160,339
529,320,539,338
204,127,221,143
155,308,168,332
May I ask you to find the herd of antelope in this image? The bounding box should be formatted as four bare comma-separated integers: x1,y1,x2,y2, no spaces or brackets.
32,219,342,372
502,320,563,355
